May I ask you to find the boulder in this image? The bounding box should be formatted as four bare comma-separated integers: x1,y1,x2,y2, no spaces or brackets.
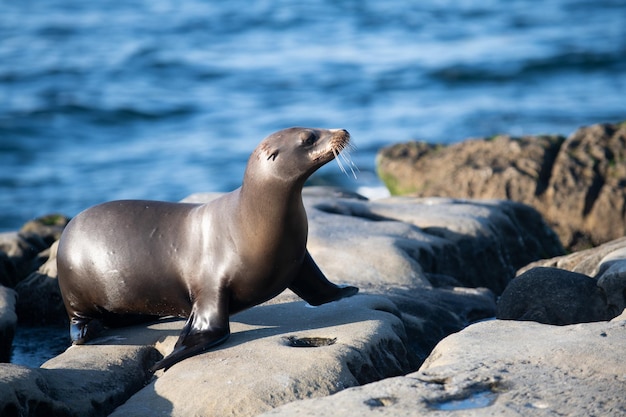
0,286,17,362
0,232,48,288
260,310,626,416
15,241,67,325
19,214,68,244
496,266,616,325
0,214,68,288
502,236,626,325
377,122,626,251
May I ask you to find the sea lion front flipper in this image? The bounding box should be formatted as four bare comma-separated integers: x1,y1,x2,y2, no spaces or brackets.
150,300,230,372
289,250,358,306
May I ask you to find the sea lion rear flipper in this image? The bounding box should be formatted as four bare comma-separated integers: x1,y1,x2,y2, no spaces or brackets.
150,303,230,372
289,250,358,306
69,314,104,344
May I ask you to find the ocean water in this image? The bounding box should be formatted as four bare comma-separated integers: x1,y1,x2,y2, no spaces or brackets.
1,0,626,231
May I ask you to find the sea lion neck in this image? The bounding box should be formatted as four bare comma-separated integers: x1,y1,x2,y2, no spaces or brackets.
238,173,306,222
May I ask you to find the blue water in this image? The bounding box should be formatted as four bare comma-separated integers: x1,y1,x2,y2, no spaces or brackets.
1,0,626,231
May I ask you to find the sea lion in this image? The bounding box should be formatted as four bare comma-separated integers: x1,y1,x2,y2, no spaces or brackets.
56,127,358,371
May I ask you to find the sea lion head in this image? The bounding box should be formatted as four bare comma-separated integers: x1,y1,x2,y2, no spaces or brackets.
250,127,351,183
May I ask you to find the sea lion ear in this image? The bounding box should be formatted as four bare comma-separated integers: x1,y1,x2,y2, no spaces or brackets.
257,141,278,161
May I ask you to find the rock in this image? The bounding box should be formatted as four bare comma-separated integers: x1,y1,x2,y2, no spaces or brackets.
377,134,563,199
259,310,626,416
0,214,69,288
15,241,67,325
19,214,69,246
0,342,157,417
299,188,563,294
522,235,626,276
0,232,48,287
496,266,617,325
377,122,626,251
0,364,72,417
595,258,626,315
0,250,17,290
1,294,418,417
2,188,564,416
514,236,626,324
109,295,416,417
41,343,159,417
0,286,17,362
383,286,495,363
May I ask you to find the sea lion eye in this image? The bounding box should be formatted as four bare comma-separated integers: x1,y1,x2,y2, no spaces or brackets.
301,131,317,146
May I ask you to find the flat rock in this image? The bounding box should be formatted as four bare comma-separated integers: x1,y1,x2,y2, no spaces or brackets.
261,310,626,416
109,295,415,417
300,188,563,294
377,122,626,250
0,344,156,417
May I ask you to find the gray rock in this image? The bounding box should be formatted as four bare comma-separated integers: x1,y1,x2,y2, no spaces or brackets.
0,286,17,362
260,310,626,417
521,236,626,318
596,257,626,315
0,214,68,288
15,241,67,325
2,188,564,416
0,364,72,417
0,343,157,417
496,266,616,325
523,235,626,277
301,190,563,294
109,295,416,417
40,343,159,417
0,231,48,287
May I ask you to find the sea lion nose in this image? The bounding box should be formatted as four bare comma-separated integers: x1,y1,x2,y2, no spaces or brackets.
330,128,350,137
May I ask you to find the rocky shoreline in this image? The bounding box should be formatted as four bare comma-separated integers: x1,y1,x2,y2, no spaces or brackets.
1,121,625,416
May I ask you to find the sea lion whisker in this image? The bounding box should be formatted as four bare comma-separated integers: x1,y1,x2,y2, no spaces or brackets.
335,142,358,179
332,147,348,175
341,151,359,179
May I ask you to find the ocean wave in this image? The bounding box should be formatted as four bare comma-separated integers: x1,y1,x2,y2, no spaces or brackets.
429,48,626,84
